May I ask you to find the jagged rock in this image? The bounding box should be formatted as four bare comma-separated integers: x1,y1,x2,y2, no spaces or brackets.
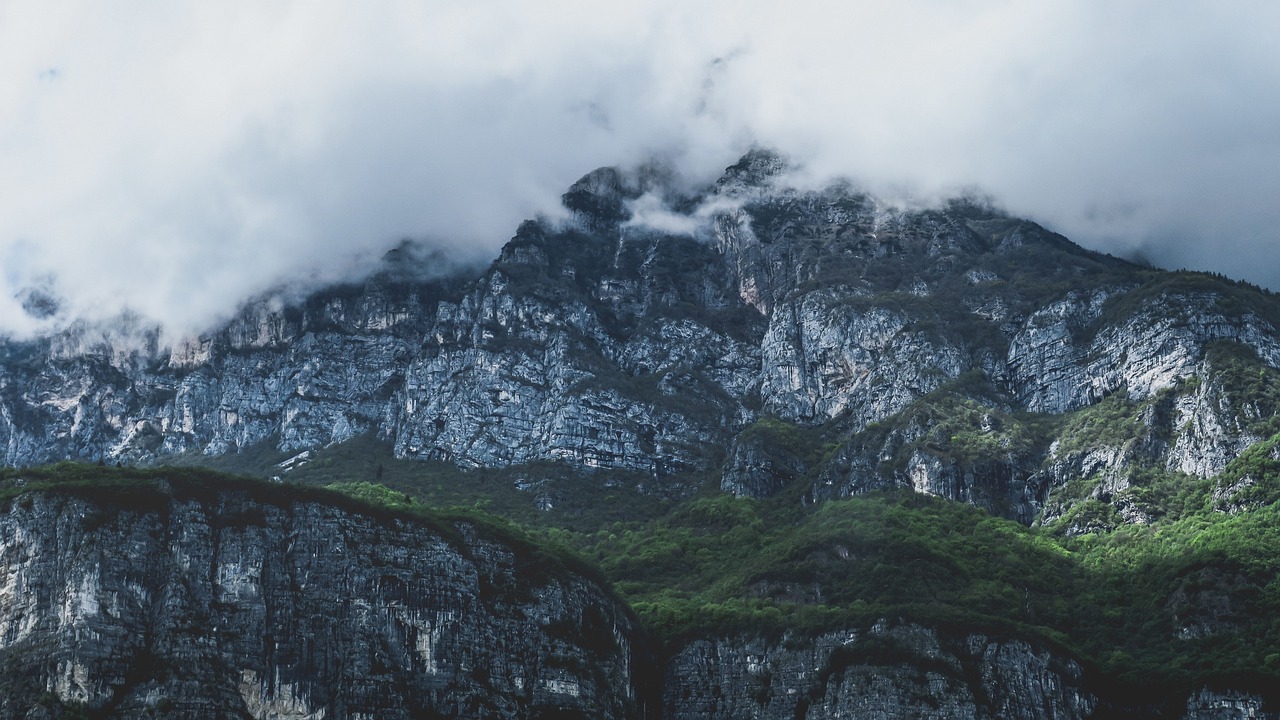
3,152,1280,529
6,147,1280,716
1010,292,1280,415
1184,688,1277,720
720,427,807,498
663,623,1097,720
810,392,1047,523
664,624,1277,720
0,481,650,719
760,296,967,424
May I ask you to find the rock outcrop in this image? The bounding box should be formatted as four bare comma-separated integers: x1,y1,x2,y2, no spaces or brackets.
664,624,1280,720
1183,688,1278,720
0,477,651,719
664,624,1096,720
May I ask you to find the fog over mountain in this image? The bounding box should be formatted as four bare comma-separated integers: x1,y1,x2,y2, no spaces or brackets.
3,0,1279,337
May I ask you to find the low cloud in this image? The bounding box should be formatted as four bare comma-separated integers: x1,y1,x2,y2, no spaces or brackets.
3,1,1279,337
624,192,751,239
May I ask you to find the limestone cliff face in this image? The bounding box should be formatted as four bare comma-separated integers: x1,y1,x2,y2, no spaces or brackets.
1183,689,1279,720
0,480,650,719
4,151,1280,529
664,624,1096,720
1008,291,1280,416
664,624,1277,720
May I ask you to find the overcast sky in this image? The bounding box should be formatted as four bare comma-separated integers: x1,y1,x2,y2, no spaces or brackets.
3,1,1279,337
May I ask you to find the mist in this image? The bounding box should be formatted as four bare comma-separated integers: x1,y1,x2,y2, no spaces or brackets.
3,1,1279,338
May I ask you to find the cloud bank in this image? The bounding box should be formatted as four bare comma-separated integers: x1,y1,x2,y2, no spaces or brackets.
3,1,1279,336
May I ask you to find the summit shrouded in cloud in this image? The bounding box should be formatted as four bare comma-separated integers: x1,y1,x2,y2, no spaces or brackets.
3,0,1279,337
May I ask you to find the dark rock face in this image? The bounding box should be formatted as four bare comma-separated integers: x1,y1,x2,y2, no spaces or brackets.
664,624,1098,720
0,486,650,719
1183,688,1279,720
663,624,1280,720
721,428,808,498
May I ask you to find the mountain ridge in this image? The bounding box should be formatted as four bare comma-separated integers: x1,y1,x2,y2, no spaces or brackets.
4,150,1278,532
5,152,1280,717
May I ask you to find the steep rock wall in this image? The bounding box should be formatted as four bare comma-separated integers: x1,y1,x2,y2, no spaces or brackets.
663,624,1096,720
0,485,650,719
663,625,1278,720
4,154,1280,531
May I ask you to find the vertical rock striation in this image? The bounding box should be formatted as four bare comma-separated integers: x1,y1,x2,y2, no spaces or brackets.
663,624,1097,720
0,481,651,719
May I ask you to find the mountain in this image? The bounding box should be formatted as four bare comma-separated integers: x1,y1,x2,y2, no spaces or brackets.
4,150,1280,717
7,151,1280,524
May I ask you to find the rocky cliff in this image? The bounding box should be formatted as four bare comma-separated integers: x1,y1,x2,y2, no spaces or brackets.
4,150,1280,532
665,624,1278,720
665,623,1097,720
2,471,1273,720
0,471,652,719
5,151,1280,718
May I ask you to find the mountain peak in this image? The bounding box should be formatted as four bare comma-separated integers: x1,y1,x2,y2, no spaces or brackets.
715,147,790,194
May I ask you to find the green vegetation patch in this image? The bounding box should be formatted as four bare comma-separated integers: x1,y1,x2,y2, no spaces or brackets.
909,395,1048,468
580,486,1280,700
733,416,838,471
576,491,1079,648
1095,270,1280,335
1051,392,1143,456
1063,499,1280,697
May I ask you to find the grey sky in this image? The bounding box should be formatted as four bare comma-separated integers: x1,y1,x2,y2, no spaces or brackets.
3,1,1279,337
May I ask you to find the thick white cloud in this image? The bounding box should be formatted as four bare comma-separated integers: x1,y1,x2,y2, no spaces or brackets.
3,0,1279,336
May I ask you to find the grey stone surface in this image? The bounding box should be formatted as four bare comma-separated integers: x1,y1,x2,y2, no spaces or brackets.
0,486,649,719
